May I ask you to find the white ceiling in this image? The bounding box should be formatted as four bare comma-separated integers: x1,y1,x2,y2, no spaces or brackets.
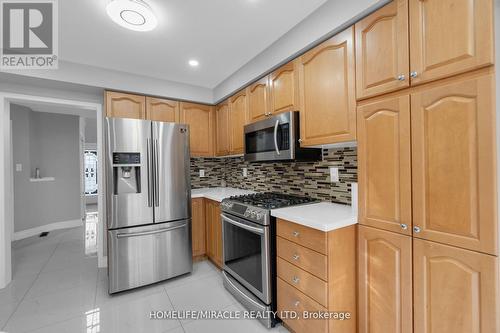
60,0,327,89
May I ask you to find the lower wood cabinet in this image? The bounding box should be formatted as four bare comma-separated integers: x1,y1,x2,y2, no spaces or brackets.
205,199,223,268
413,239,499,333
276,219,356,333
191,198,206,258
358,225,413,333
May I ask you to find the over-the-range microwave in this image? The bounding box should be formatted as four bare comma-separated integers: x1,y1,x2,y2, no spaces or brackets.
244,111,322,162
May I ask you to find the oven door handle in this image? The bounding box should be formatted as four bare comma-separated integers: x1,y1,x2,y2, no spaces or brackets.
273,119,280,155
222,215,264,234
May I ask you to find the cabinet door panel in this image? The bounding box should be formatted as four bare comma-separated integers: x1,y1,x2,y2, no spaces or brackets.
413,239,499,333
247,77,269,122
409,0,493,85
355,0,409,99
411,74,497,255
229,91,248,154
106,91,146,119
358,95,412,235
298,27,356,146
269,61,299,115
146,97,179,122
180,103,214,157
191,198,205,257
358,226,413,333
215,102,230,156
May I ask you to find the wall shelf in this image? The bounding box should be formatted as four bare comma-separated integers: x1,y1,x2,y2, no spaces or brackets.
29,177,55,183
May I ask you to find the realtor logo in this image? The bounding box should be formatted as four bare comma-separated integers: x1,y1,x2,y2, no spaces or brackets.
0,0,58,69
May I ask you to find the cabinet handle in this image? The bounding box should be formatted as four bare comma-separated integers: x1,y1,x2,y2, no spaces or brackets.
292,276,300,284
413,226,421,233
294,301,300,307
400,223,408,230
410,71,418,78
397,74,406,81
298,139,303,143
292,231,300,237
292,254,300,261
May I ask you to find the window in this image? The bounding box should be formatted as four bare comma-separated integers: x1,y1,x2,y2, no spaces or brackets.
84,150,98,195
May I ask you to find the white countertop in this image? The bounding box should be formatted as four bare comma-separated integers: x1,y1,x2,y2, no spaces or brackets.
191,187,256,202
271,202,357,232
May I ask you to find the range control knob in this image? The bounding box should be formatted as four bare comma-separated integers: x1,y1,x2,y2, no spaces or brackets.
250,211,257,218
244,210,251,217
256,212,263,220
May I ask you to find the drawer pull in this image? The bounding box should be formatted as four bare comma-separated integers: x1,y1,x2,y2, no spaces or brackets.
294,301,300,307
292,231,300,237
292,276,300,284
292,254,300,261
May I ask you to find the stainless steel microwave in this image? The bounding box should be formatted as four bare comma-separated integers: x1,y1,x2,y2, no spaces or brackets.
244,111,321,162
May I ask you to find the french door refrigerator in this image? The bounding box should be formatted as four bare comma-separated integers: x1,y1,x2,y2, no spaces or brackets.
106,118,192,293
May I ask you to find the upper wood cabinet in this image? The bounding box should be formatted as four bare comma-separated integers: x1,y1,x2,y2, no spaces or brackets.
191,198,206,258
269,61,299,115
229,90,248,154
215,101,230,156
247,77,269,122
106,91,146,119
411,73,497,255
413,239,499,333
358,226,413,333
145,97,179,122
180,102,214,157
298,27,356,146
409,0,494,85
355,0,409,99
358,95,412,235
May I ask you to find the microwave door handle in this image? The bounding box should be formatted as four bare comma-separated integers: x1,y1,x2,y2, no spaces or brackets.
273,120,280,155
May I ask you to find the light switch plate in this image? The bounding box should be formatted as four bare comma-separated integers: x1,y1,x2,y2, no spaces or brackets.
329,167,339,183
199,169,205,178
242,168,248,177
16,163,22,172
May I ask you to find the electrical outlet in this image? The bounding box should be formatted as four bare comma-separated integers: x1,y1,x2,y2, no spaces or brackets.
242,168,248,177
329,167,339,183
199,169,205,178
15,163,22,172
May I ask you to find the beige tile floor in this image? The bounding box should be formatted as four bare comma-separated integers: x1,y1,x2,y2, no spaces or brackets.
1,226,289,333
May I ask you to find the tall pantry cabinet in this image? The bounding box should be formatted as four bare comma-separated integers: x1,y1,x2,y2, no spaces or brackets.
356,1,498,333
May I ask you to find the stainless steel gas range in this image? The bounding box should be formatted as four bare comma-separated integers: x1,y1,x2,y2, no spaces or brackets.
220,193,317,328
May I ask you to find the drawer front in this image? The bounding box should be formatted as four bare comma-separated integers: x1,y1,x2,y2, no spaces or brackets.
277,277,328,333
277,236,327,280
277,219,327,254
277,257,328,307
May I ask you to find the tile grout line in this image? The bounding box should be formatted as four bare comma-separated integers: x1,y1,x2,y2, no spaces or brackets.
1,233,65,331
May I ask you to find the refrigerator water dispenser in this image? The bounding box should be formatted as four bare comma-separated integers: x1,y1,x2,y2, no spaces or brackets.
112,153,141,194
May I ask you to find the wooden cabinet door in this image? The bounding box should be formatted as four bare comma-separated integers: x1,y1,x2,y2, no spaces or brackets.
358,226,413,333
215,101,230,156
409,0,493,85
269,61,299,115
145,97,179,122
358,95,412,235
413,239,499,333
298,27,356,146
205,200,222,268
411,74,497,255
205,201,214,260
355,0,409,99
105,91,146,119
229,90,248,154
191,198,206,257
180,102,214,157
247,77,269,122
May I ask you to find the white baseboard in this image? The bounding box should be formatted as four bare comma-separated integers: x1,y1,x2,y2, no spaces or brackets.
13,219,83,241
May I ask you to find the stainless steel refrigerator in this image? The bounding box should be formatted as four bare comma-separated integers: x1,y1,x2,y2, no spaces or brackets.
105,118,192,294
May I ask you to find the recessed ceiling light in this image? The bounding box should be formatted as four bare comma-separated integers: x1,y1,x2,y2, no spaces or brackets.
188,59,199,67
106,0,158,32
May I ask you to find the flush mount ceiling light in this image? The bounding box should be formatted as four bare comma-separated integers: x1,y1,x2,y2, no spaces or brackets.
188,59,199,67
106,0,158,32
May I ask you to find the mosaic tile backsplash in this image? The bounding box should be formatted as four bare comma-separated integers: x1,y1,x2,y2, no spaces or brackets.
190,147,357,205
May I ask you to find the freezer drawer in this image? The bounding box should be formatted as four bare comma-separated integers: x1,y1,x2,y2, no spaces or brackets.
108,220,192,293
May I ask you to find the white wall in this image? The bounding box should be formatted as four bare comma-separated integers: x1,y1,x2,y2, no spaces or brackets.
213,0,390,101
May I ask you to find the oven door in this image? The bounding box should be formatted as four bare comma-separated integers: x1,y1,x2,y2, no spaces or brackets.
222,213,271,304
244,111,296,162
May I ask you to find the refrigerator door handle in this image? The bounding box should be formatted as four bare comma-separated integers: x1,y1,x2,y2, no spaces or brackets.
116,223,187,238
146,138,153,207
154,139,160,207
